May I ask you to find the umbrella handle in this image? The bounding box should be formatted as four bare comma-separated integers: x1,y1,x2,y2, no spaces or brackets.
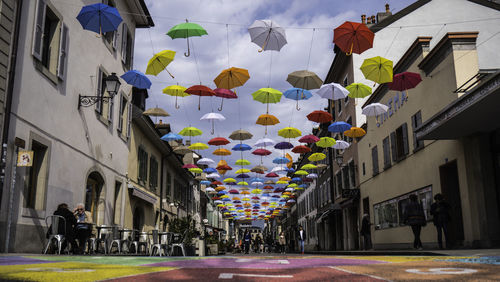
175,96,180,109
198,95,201,111
211,121,215,135
166,69,175,79
265,125,268,135
258,31,271,52
296,99,301,111
185,38,190,57
346,43,353,56
218,98,224,111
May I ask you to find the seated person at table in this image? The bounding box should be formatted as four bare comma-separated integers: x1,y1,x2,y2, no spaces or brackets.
49,203,77,254
74,203,93,254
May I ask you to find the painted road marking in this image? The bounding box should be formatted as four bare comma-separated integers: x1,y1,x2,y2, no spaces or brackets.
328,266,389,281
405,268,478,275
26,267,95,273
235,258,290,264
218,273,293,279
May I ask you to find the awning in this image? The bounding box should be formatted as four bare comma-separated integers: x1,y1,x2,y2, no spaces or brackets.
128,185,157,205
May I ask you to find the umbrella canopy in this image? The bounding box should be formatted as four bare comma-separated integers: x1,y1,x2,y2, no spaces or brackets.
333,21,374,55
279,177,292,181
229,129,253,141
213,88,237,111
388,71,422,92
182,163,198,169
307,110,332,123
228,189,239,194
167,21,208,57
252,148,272,156
179,127,202,141
206,173,220,178
256,114,280,134
316,137,336,148
213,148,231,156
255,138,276,148
265,173,278,178
252,88,283,114
278,127,301,139
294,170,308,176
203,167,217,173
344,127,366,138
307,173,318,179
235,159,251,166
200,180,211,185
292,145,311,154
333,140,350,150
200,112,226,134
346,83,372,98
299,134,320,144
145,50,176,77
189,142,209,150
362,103,389,116
189,167,203,174
273,157,290,164
143,107,169,117
236,173,250,179
360,56,393,84
208,137,230,146
186,85,215,110
283,88,313,110
76,3,122,34
161,132,182,142
248,20,287,52
232,144,252,151
301,164,317,170
328,121,352,133
316,82,349,100
287,70,323,90
251,165,268,173
235,168,251,174
223,178,237,183
173,145,191,155
121,70,151,89
214,67,250,90
163,85,189,109
274,141,293,150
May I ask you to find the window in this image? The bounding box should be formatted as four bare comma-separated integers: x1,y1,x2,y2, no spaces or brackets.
349,161,356,188
337,99,342,115
391,123,409,162
127,103,132,138
137,146,148,184
362,162,366,176
149,156,158,192
411,111,424,151
382,136,391,169
342,165,350,190
121,23,133,69
24,140,49,210
96,68,114,121
117,93,127,133
165,172,172,200
374,199,398,229
343,75,349,104
113,181,121,224
32,0,68,81
335,172,342,198
102,0,118,51
372,146,379,175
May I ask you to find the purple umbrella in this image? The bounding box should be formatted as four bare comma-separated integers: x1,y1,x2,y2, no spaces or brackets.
274,141,293,150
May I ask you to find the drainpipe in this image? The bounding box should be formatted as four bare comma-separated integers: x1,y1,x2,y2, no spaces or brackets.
160,155,164,229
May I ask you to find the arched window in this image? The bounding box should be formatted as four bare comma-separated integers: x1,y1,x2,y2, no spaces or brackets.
85,172,104,224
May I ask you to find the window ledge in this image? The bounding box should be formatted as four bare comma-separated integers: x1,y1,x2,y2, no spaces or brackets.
96,113,110,127
22,208,46,219
34,59,58,85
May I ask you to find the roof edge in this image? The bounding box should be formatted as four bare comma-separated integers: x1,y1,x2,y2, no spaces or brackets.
370,0,432,32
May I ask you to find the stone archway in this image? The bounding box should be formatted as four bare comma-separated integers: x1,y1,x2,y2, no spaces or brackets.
85,171,105,225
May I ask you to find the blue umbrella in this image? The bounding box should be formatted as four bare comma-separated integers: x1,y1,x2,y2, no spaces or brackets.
233,200,242,204
291,177,302,182
232,144,252,151
236,173,250,179
274,142,293,150
200,180,211,185
283,88,313,110
328,121,352,133
222,198,231,202
203,168,217,173
161,132,182,142
121,70,152,89
76,3,123,34
250,177,264,183
285,167,295,173
273,157,289,164
299,184,308,188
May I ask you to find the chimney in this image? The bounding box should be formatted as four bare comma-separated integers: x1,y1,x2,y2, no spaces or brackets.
385,3,390,13
155,121,171,136
361,14,366,24
371,15,376,24
366,17,371,24
377,4,393,23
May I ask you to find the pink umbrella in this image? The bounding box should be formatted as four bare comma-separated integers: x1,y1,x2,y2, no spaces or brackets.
214,88,237,111
299,134,320,144
387,72,422,94
182,164,198,169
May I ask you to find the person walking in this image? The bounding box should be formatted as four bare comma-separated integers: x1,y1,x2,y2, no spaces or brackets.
360,213,372,250
297,225,306,254
403,194,427,250
74,203,93,254
430,193,451,249
243,230,251,254
278,231,286,254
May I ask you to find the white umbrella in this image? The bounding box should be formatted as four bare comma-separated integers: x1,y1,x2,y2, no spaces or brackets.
214,200,223,204
316,83,349,100
248,20,287,52
271,166,286,173
200,112,226,134
205,187,215,193
362,103,389,116
206,173,220,178
197,157,215,166
255,138,276,148
285,187,294,192
306,173,318,179
251,181,263,186
333,140,350,150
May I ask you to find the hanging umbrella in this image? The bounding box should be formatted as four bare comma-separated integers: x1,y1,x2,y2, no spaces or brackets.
265,173,278,178
189,167,203,174
232,144,252,151
145,50,176,77
208,137,230,146
206,173,220,179
173,145,191,155
346,83,372,98
256,114,280,134
333,21,374,55
251,165,268,173
248,20,287,52
235,159,251,166
214,67,250,91
229,189,239,195
299,135,320,144
274,142,293,150
143,107,169,117
273,157,290,164
238,181,249,186
360,56,393,84
200,112,225,134
252,148,272,156
307,173,318,179
236,173,250,179
200,180,211,185
292,145,311,154
121,70,151,89
167,20,208,57
328,121,352,134
252,88,283,114
387,71,422,94
362,103,389,116
285,153,293,168
213,148,231,156
235,168,251,174
344,127,366,138
301,164,317,170
229,130,253,141
278,127,301,139
287,70,323,90
179,127,202,142
316,137,336,148
214,88,237,111
283,88,313,111
203,167,217,173
161,132,182,142
279,176,291,181
163,85,189,109
186,85,215,111
316,83,349,100
205,187,216,193
307,110,332,123
255,138,275,148
76,3,122,35
294,170,308,176
333,140,350,150
189,142,209,151
182,163,198,169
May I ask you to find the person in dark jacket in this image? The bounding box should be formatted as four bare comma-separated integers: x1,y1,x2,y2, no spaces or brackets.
403,194,427,250
430,193,451,249
243,230,251,254
297,225,306,254
360,214,372,250
53,203,77,253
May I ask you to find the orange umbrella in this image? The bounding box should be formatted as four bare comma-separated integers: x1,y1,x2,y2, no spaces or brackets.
213,67,250,92
344,127,366,142
285,153,293,168
334,21,374,55
256,114,280,134
213,148,231,156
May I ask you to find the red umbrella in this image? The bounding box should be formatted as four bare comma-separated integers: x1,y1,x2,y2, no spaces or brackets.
265,172,279,178
182,164,198,169
211,196,220,200
211,180,223,185
216,164,232,170
214,88,237,111
185,85,215,110
251,196,260,200
299,134,320,144
307,110,332,123
228,189,239,194
263,185,274,190
208,137,230,146
292,145,311,154
334,21,374,55
387,72,422,94
252,148,272,156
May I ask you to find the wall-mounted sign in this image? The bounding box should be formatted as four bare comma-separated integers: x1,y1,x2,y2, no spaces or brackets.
376,91,408,127
17,150,33,167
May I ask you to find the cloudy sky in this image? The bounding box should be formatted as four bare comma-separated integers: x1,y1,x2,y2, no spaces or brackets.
134,0,416,176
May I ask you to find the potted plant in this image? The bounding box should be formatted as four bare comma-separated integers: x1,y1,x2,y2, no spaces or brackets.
169,215,197,256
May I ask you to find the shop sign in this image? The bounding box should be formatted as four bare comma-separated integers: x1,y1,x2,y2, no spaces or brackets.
17,150,33,167
376,91,408,127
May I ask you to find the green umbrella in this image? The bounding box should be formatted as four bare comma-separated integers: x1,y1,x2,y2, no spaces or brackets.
360,56,393,84
301,164,317,170
167,20,208,57
316,137,336,148
235,159,251,166
179,127,203,142
252,88,283,114
346,83,372,98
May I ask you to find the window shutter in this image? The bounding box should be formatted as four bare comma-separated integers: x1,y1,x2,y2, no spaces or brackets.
129,33,135,68
96,68,103,114
390,131,397,162
411,113,417,150
372,146,379,175
57,24,68,79
383,136,390,168
121,23,128,63
127,102,132,138
32,0,46,61
113,28,119,49
402,122,409,156
108,94,114,124
117,94,123,132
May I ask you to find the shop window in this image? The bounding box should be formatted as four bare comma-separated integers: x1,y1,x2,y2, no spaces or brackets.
149,156,158,192
411,111,424,151
137,146,148,185
374,199,398,229
371,146,379,175
391,123,409,162
24,140,49,210
382,136,391,169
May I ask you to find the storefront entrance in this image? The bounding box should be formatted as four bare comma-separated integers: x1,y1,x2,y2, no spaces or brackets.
439,160,465,247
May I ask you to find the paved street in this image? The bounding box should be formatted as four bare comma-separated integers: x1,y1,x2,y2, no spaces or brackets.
1,253,499,281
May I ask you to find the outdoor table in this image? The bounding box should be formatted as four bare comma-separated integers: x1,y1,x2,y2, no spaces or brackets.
96,225,113,240
119,229,134,241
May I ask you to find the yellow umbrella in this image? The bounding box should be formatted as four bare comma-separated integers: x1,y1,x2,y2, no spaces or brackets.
189,142,209,150
308,153,326,162
360,56,393,85
252,88,283,114
223,178,236,183
294,170,308,175
279,177,291,181
344,127,366,138
256,114,280,134
214,67,250,91
163,85,189,109
278,127,302,139
237,181,249,186
188,168,203,174
301,164,317,170
276,180,289,184
235,159,251,166
251,189,262,194
316,137,336,148
145,50,176,77
236,168,251,174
